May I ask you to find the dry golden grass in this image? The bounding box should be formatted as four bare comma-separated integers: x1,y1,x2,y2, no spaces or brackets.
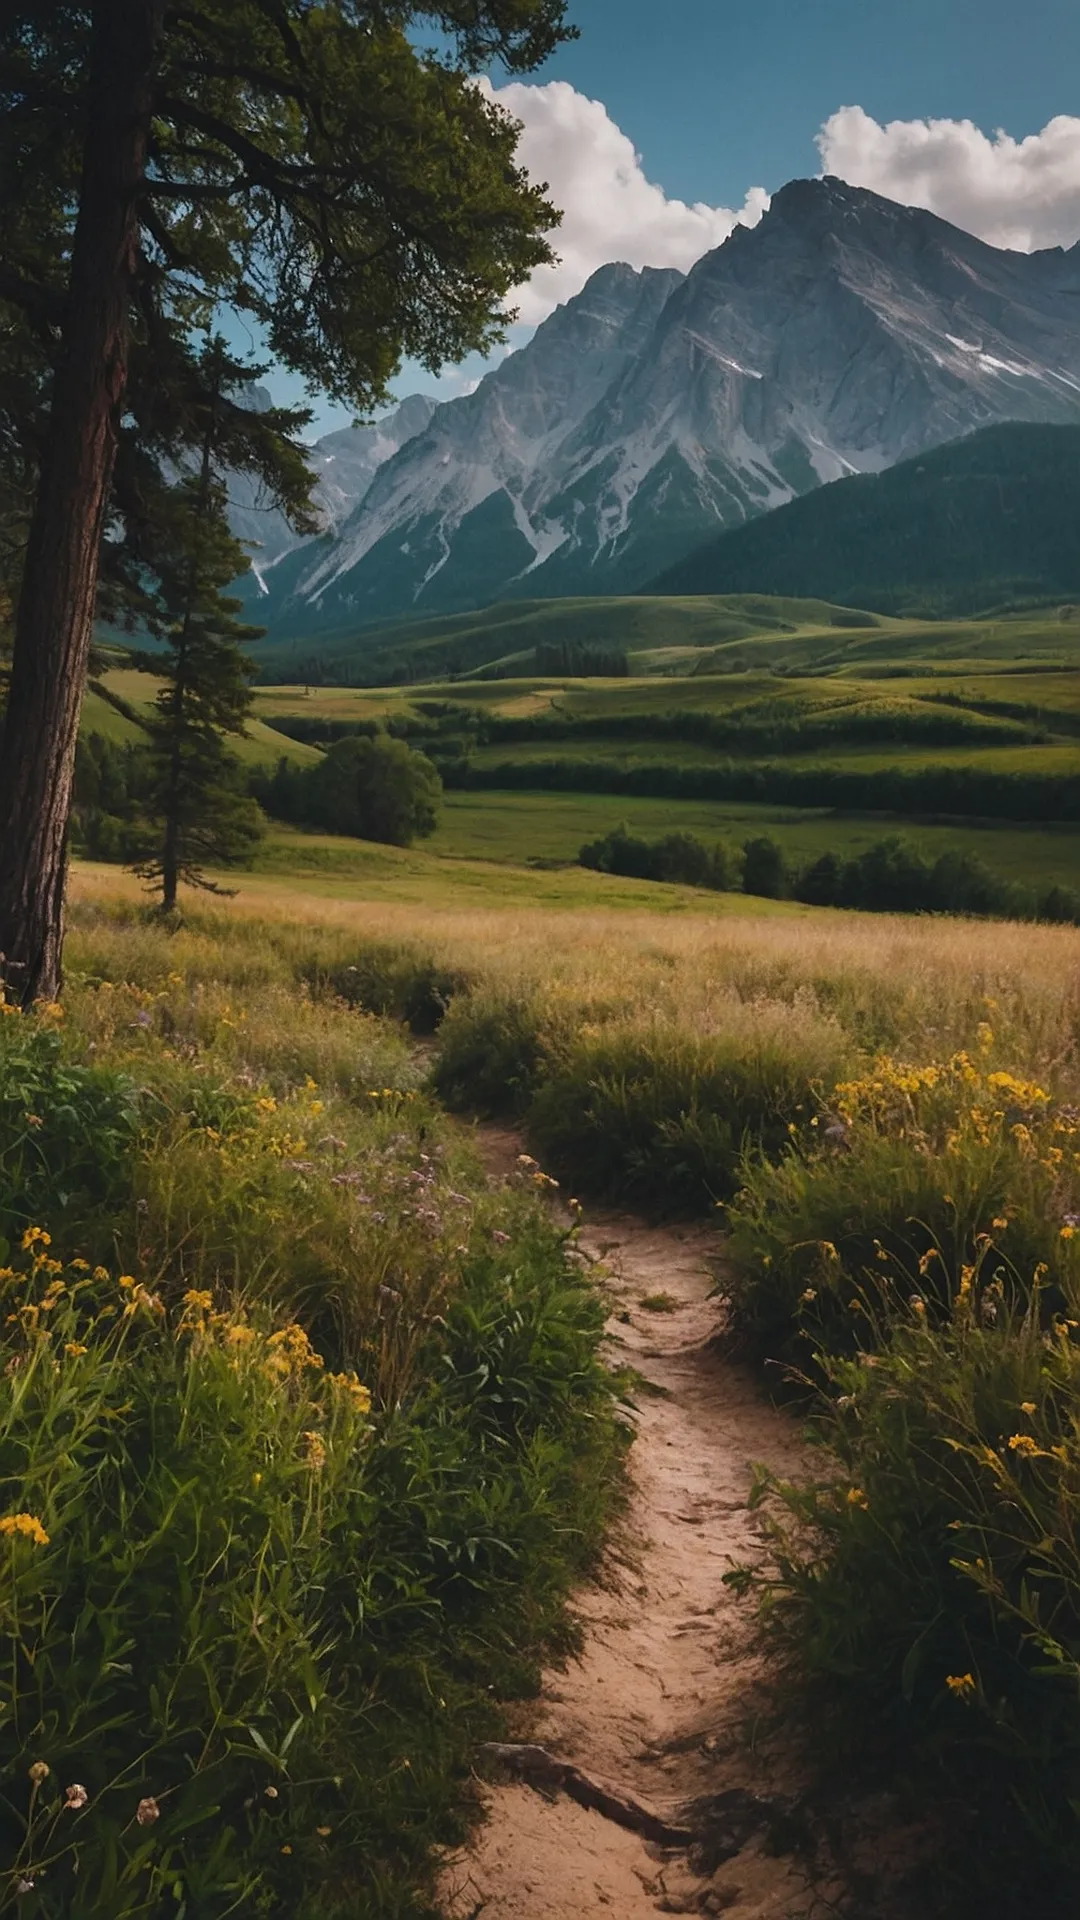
69,858,1080,1085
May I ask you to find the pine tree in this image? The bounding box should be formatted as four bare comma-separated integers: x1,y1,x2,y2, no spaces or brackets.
132,342,264,911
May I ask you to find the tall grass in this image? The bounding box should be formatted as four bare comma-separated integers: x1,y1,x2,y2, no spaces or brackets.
0,925,626,1917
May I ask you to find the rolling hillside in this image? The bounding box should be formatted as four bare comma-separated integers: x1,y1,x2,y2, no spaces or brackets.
649,422,1080,613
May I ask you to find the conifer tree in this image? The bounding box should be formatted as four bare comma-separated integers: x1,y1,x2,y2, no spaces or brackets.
0,0,570,1001
131,339,264,910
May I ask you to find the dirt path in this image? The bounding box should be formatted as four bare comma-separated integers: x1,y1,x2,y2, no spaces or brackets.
440,1134,931,1920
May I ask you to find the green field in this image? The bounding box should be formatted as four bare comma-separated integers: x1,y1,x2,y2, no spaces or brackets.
428,790,1080,889
87,603,1080,903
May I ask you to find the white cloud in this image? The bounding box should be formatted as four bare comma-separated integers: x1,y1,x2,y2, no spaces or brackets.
818,105,1080,253
480,78,769,322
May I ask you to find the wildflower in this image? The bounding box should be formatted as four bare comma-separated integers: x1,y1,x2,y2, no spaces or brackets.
800,1288,817,1305
946,1673,977,1699
135,1796,160,1826
316,1825,332,1837
818,1241,839,1261
845,1488,869,1509
64,1343,88,1358
1,1514,50,1547
28,1761,50,1785
264,1785,279,1799
118,1274,137,1290
280,1845,292,1855
909,1296,927,1316
302,1430,327,1470
1062,1224,1077,1242
991,1217,1009,1232
328,1372,372,1415
1007,1433,1042,1457
20,1227,50,1251
182,1289,213,1313
64,1784,89,1810
1020,1402,1037,1417
24,1113,43,1129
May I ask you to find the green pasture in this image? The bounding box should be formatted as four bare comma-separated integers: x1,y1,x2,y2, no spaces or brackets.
431,789,1080,890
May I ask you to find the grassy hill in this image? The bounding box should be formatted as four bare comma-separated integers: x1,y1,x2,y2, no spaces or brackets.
648,422,1080,615
252,592,877,685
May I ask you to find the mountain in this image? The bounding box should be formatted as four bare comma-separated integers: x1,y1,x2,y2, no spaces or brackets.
227,392,437,585
648,422,1080,614
253,177,1080,642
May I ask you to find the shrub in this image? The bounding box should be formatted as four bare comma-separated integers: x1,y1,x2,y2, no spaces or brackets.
303,941,469,1033
526,1014,847,1209
259,734,443,846
745,1276,1080,1890
431,988,551,1118
0,1011,139,1247
726,1045,1080,1356
0,1195,622,1916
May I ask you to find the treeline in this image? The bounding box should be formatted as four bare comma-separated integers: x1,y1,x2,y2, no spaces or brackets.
451,756,1080,822
532,641,627,676
252,735,442,846
578,824,1080,923
484,700,1040,751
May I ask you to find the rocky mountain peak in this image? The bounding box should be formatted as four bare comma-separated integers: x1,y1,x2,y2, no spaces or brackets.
243,179,1080,645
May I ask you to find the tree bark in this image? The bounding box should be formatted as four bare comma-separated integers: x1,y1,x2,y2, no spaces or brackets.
0,1,164,1006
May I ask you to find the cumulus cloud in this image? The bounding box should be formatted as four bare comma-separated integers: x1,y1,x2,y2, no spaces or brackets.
818,105,1080,253
480,78,769,323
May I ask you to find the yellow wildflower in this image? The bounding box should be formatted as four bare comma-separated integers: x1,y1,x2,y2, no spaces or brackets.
1020,1402,1037,1416
991,1217,1009,1231
945,1673,976,1698
328,1371,372,1415
64,1343,88,1358
302,1430,327,1470
0,1513,50,1546
845,1488,869,1509
21,1227,50,1251
1007,1433,1042,1457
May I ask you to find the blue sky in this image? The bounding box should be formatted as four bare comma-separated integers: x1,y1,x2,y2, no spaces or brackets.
541,0,1080,207
252,0,1080,434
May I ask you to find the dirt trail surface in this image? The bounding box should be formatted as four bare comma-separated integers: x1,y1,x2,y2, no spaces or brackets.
440,1135,928,1920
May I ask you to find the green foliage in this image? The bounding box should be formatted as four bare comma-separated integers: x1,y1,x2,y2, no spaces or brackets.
742,835,789,899
746,1285,1080,1891
431,989,551,1118
0,920,624,1917
579,824,739,891
0,1013,139,1248
525,1018,847,1210
303,941,468,1034
258,735,443,847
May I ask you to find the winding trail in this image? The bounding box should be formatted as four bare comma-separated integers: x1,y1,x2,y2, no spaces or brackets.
439,1136,930,1920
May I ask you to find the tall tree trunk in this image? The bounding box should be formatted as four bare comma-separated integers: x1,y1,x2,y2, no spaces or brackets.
0,1,163,1006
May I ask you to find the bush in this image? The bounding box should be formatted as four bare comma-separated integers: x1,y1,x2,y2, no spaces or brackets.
0,1203,622,1918
526,1014,847,1209
303,941,469,1033
259,734,443,847
431,988,551,1118
726,1044,1080,1356
0,1011,139,1247
746,1277,1080,1892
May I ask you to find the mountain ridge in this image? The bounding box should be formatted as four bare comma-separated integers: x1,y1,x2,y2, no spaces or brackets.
245,177,1080,640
